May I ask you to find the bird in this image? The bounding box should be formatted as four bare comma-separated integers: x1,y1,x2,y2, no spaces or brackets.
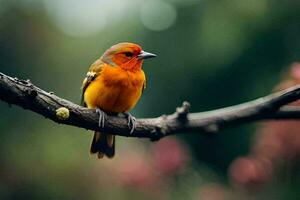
81,42,156,159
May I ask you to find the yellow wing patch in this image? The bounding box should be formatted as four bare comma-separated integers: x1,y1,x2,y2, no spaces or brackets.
81,59,104,106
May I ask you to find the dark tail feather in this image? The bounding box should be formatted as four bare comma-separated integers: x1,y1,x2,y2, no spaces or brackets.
90,132,115,159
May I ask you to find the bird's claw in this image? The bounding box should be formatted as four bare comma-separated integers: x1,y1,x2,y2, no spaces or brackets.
125,112,136,134
96,108,106,128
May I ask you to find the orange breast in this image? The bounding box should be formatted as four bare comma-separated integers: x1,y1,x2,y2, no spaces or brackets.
84,65,145,113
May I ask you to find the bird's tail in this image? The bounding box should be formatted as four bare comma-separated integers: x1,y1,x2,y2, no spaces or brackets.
90,132,115,159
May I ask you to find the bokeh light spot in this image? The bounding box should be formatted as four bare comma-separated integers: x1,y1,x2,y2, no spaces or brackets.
140,0,177,31
43,0,107,37
42,0,139,38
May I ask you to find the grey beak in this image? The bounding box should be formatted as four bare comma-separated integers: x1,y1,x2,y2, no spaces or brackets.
138,51,157,60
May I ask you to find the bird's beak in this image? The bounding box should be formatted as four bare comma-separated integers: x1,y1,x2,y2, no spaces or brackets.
138,51,157,60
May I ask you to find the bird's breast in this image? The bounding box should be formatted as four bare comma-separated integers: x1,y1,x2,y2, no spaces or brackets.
84,66,145,113
103,68,144,87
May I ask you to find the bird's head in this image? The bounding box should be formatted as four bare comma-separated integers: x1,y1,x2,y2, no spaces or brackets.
101,42,156,70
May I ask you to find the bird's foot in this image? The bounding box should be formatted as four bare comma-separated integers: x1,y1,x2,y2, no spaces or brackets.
96,108,106,128
124,112,136,134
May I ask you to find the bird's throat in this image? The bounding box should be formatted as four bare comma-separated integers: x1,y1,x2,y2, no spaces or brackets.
121,59,143,71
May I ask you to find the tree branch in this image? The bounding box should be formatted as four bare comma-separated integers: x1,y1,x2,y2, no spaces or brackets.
1,72,300,140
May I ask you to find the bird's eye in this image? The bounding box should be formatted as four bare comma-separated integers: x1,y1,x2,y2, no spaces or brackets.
124,52,134,57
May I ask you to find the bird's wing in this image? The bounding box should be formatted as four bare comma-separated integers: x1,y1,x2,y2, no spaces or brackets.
81,59,104,107
142,80,146,94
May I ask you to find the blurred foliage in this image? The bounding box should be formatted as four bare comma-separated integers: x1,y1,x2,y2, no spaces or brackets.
1,0,300,199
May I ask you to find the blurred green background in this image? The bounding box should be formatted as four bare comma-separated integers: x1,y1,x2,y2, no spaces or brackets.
1,0,300,199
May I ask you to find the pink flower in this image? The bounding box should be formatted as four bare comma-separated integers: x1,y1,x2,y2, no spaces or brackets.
116,153,155,188
290,62,300,79
152,137,189,176
229,157,272,188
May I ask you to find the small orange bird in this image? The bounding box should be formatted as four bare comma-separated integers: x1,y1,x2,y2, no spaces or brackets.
81,42,156,159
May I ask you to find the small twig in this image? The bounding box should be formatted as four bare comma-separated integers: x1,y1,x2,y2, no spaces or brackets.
1,72,300,140
175,101,190,121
